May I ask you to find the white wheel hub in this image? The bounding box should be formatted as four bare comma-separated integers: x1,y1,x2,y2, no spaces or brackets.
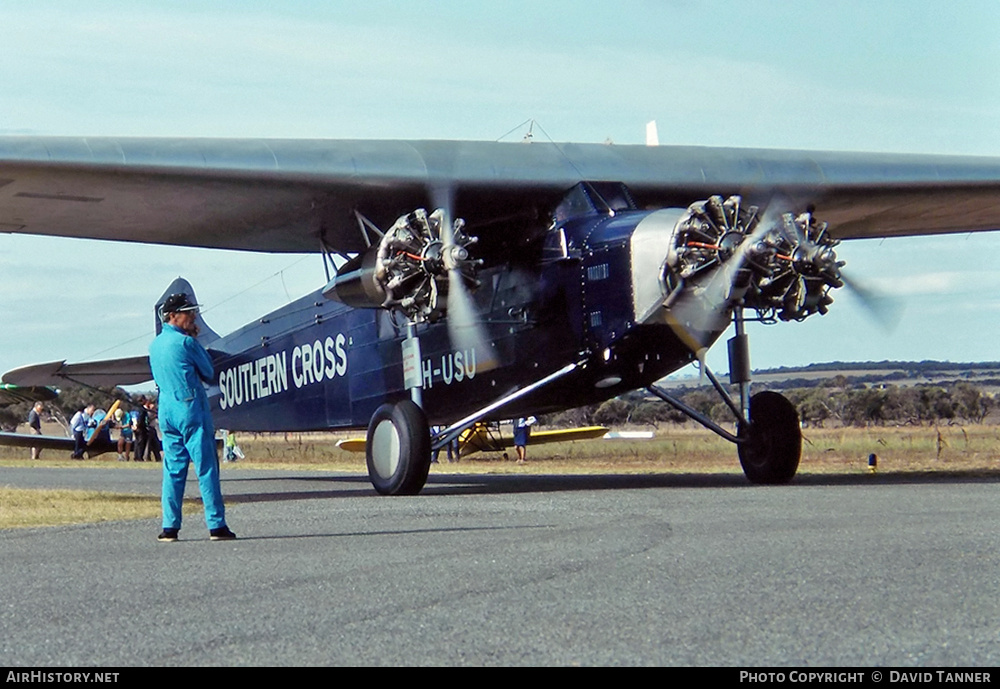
370,419,401,479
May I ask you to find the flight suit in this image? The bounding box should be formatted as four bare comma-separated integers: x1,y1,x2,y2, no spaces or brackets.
148,323,227,531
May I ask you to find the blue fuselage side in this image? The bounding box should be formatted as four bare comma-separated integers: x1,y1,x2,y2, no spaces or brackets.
209,208,705,431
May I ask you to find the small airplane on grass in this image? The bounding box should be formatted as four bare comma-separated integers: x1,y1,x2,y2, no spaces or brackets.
0,394,123,458
0,383,56,407
2,136,1000,493
336,422,609,460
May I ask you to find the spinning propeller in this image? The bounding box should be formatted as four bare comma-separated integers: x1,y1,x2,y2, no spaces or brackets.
839,271,903,332
327,190,497,370
768,199,901,330
432,187,498,370
663,195,899,365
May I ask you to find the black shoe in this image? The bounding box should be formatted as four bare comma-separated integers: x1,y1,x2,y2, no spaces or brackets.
157,528,179,542
209,527,237,541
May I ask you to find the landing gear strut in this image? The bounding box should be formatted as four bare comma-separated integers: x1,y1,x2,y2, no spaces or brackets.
650,307,803,484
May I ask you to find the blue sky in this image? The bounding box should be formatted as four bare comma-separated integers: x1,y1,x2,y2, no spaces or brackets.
1,0,999,378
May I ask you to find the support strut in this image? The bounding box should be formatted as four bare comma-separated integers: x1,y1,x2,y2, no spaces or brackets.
403,322,423,408
431,360,585,450
728,306,751,423
647,383,742,444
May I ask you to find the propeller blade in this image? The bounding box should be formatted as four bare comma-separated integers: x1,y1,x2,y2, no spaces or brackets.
432,187,498,371
756,194,802,246
662,196,792,368
840,271,903,332
667,202,779,338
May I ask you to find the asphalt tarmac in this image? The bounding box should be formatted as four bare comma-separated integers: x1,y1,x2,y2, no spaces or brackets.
2,466,999,666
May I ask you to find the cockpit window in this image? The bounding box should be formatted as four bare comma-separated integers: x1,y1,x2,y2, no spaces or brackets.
553,182,637,225
542,227,569,260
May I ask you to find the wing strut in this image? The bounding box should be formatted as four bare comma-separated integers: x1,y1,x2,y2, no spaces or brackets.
353,209,385,248
431,360,585,451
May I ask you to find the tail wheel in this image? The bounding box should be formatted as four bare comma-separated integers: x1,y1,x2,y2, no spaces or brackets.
738,391,801,484
366,400,431,495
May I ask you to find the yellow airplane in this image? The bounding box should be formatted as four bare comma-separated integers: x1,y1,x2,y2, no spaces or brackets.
337,422,608,459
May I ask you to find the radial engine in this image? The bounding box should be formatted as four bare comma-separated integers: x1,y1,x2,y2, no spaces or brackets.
325,208,481,323
665,194,845,322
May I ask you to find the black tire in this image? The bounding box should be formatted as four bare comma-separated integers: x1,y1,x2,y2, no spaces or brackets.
366,400,431,495
737,391,801,484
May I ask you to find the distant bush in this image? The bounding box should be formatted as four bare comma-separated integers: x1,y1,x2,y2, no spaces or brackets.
547,381,995,429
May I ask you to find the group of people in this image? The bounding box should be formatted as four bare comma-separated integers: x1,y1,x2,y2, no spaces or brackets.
123,398,162,462
58,397,162,461
114,397,162,462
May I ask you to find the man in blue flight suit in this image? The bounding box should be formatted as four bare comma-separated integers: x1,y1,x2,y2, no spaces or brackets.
149,293,236,542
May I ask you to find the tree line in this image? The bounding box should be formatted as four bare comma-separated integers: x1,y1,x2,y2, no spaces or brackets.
548,381,995,429
0,380,994,434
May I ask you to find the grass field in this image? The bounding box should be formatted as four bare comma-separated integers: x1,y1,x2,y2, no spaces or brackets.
4,423,999,474
2,424,999,529
0,488,162,529
243,423,1000,474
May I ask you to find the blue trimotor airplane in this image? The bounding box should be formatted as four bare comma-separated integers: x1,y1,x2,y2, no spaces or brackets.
2,137,1000,493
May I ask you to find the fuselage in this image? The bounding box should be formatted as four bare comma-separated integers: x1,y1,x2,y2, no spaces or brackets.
208,203,725,432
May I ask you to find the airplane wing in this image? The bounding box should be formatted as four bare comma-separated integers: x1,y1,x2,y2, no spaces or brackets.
337,425,609,457
526,427,611,444
0,383,58,406
459,425,610,456
0,431,118,456
2,137,1000,254
1,356,152,388
335,438,367,453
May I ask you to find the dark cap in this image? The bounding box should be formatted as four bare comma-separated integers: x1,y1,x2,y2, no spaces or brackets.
161,293,200,315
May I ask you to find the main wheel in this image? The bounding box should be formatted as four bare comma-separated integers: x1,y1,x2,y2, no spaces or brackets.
737,391,801,484
366,400,431,495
